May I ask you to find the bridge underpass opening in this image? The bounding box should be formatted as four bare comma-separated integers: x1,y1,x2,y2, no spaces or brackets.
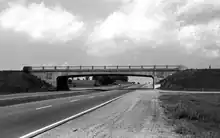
128,76,154,87
56,74,155,91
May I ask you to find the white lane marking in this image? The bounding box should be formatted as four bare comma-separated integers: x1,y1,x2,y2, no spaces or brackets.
158,90,220,94
88,96,95,98
70,99,79,103
20,95,123,138
36,105,52,110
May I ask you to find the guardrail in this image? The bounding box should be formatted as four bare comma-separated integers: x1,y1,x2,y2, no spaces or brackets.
23,65,187,72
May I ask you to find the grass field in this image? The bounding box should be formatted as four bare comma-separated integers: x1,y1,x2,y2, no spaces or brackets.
158,92,220,137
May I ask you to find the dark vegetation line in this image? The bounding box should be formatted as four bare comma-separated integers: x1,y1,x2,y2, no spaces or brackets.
92,76,128,86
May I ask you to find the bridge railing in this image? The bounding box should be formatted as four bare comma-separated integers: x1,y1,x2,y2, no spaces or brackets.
24,65,187,72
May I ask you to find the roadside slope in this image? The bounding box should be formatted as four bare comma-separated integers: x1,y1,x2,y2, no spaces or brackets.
160,69,220,91
0,71,53,94
158,69,220,137
159,92,220,137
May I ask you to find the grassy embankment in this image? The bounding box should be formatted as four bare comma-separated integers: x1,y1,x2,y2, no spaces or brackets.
158,69,220,137
160,69,220,91
0,71,53,95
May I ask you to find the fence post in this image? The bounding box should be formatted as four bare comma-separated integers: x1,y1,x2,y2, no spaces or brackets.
153,65,156,76
153,77,155,89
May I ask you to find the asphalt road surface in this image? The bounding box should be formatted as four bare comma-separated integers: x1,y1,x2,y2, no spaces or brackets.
0,89,134,138
0,90,92,100
0,85,129,100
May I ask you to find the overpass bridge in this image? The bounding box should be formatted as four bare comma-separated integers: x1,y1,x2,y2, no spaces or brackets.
23,65,187,90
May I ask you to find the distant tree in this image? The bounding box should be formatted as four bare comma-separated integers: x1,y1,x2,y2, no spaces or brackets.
86,76,90,80
111,76,128,82
92,75,128,85
67,78,72,84
92,76,97,80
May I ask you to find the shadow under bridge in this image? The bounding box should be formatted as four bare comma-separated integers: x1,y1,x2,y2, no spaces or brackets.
56,74,154,91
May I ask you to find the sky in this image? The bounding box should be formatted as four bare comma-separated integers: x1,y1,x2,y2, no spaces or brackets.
0,0,220,70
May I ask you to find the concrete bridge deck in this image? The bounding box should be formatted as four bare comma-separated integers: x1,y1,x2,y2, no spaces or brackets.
24,65,187,72
23,65,187,91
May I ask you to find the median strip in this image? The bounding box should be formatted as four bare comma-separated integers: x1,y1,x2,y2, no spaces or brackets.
0,89,109,107
0,92,88,107
0,85,135,107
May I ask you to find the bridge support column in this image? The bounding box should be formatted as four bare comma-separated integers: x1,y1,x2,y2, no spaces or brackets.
57,76,69,91
153,77,155,89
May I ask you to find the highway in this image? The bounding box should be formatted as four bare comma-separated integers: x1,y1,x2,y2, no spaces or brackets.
0,85,127,101
0,90,93,100
0,88,136,138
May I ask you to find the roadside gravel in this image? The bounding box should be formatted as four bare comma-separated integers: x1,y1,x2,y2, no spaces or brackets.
35,90,180,138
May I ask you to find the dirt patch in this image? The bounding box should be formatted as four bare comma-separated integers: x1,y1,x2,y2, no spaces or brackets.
36,90,180,138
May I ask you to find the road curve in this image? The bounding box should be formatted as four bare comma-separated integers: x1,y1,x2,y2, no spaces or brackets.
0,89,133,138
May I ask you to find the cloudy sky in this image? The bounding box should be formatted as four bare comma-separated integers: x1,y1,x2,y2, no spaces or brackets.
0,0,220,69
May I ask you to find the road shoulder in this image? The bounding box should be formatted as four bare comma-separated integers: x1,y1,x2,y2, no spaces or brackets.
35,90,180,138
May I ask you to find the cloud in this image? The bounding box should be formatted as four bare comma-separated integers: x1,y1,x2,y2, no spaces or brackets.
0,1,85,43
39,61,69,66
87,0,220,58
177,0,220,26
87,0,178,56
60,62,69,66
178,19,220,58
104,0,132,4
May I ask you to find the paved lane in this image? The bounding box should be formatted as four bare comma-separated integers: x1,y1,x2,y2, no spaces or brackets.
0,85,130,101
0,90,93,100
0,89,134,138
158,90,220,94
